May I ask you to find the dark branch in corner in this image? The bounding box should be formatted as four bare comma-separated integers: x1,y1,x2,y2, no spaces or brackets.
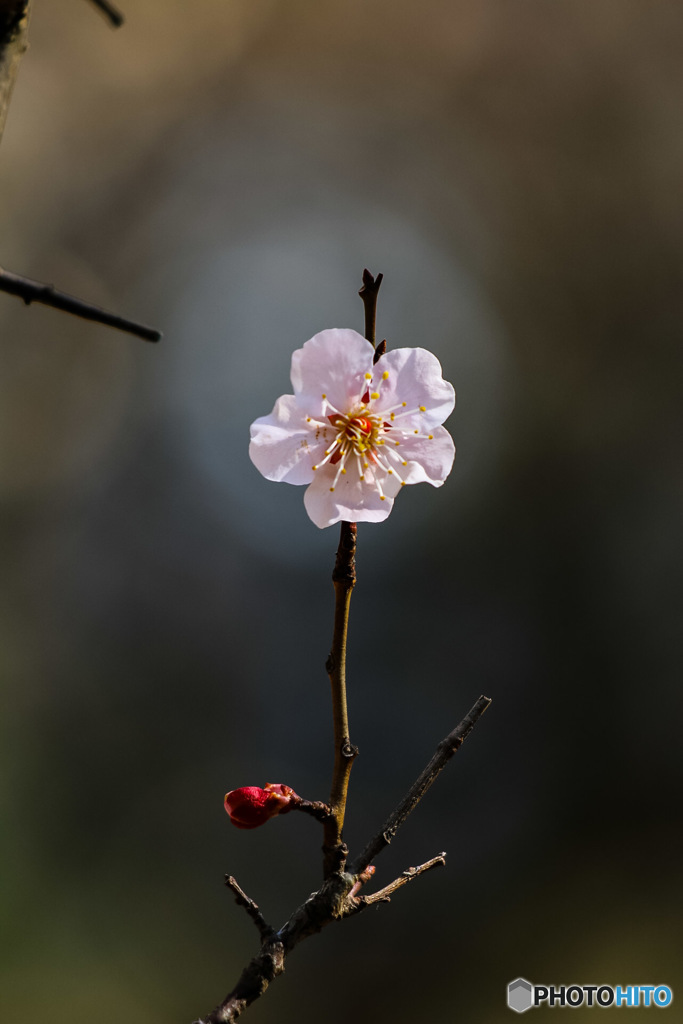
0,267,162,342
87,0,124,28
350,695,492,875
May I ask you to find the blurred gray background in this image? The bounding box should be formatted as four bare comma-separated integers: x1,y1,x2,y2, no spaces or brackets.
1,2,682,1021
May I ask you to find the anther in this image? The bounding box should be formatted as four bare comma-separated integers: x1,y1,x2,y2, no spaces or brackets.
419,405,426,412
370,392,379,400
382,371,389,379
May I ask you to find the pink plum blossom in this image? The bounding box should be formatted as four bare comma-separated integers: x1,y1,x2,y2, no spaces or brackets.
249,329,456,528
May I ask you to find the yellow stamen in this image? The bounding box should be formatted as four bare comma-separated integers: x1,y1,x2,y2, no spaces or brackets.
382,371,389,379
370,392,380,400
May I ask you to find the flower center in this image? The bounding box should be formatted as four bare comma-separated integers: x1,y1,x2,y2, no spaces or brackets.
331,412,378,453
310,376,435,500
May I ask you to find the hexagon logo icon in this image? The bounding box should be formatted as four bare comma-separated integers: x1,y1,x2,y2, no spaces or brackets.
508,978,534,1013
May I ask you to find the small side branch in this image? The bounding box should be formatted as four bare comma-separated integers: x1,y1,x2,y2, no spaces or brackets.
224,876,275,944
289,798,332,823
87,0,124,27
0,267,162,342
351,695,492,874
349,853,447,913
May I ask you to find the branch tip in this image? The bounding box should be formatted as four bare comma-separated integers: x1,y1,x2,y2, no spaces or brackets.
88,0,124,28
0,267,162,341
224,875,275,943
351,695,491,874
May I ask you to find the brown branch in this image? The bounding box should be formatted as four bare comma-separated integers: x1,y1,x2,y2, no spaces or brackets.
87,0,124,28
224,877,275,945
350,695,492,874
321,520,358,876
0,267,162,342
358,268,382,350
349,853,447,912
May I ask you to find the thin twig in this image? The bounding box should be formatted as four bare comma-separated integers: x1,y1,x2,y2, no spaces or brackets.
87,0,124,28
289,798,332,823
358,268,382,350
0,267,161,342
224,876,275,944
350,853,447,911
350,695,492,874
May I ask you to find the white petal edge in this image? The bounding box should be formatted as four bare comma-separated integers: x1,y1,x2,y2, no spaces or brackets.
249,394,330,485
303,463,395,528
393,426,455,486
375,347,455,430
291,329,375,418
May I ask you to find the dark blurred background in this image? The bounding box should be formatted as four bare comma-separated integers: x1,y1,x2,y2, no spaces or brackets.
1,2,682,1021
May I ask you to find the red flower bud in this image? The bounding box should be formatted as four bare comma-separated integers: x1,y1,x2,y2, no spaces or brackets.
224,783,298,830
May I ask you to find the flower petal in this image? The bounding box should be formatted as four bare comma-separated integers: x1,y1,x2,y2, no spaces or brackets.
303,463,395,528
375,347,455,429
249,394,330,485
291,329,375,418
393,425,455,486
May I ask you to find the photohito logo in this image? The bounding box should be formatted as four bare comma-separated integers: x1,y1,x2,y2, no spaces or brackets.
507,979,674,1012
